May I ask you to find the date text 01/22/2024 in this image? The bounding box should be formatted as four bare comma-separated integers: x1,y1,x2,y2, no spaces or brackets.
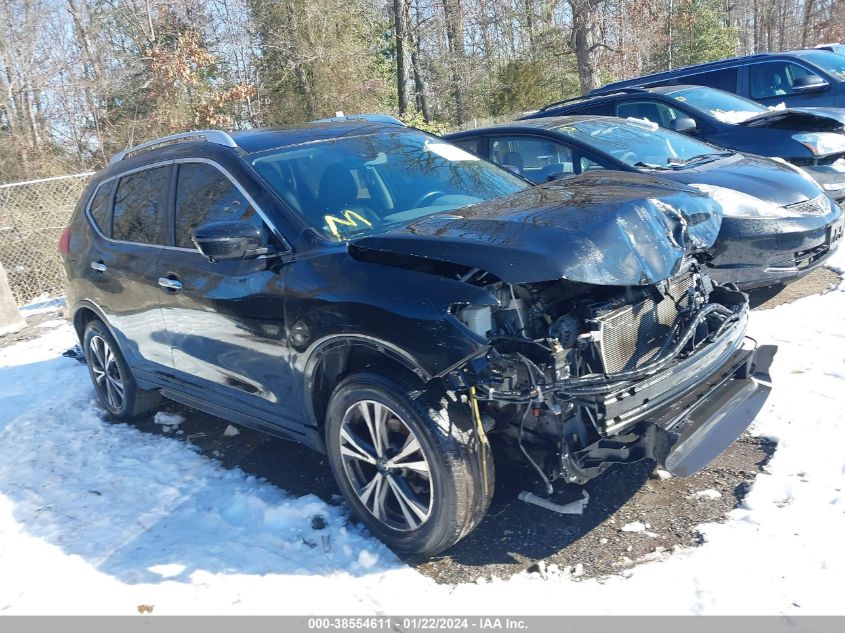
307,618,529,630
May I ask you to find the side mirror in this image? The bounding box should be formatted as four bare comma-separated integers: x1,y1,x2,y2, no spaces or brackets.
792,74,829,94
669,117,697,134
192,220,272,262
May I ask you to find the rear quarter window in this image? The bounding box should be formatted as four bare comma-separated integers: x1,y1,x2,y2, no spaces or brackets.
112,166,170,244
451,137,480,155
88,180,115,237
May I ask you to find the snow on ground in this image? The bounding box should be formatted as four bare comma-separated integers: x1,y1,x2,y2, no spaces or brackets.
1,255,845,614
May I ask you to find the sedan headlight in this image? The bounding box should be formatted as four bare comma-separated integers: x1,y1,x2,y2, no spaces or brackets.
689,184,801,219
792,132,845,156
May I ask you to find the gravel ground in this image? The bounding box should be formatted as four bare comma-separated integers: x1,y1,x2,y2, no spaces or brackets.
0,267,837,583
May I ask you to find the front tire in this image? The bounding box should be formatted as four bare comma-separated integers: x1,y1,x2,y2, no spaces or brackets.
83,319,161,420
325,372,494,558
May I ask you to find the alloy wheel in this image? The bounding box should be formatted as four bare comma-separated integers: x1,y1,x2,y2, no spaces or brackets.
339,400,434,531
89,335,125,410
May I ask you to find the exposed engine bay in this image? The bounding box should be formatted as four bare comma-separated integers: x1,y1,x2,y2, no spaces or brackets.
448,257,758,493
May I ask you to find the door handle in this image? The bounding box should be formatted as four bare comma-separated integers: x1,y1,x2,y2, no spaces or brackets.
90,261,107,272
158,277,182,291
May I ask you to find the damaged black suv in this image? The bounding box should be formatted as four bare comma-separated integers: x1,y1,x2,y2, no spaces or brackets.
61,116,775,557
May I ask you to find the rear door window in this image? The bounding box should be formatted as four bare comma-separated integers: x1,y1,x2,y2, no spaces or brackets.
112,166,170,244
489,135,574,183
88,180,115,237
174,162,265,249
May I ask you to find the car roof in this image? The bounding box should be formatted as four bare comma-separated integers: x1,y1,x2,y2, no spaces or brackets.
447,114,609,137
102,117,411,176
592,50,841,94
527,85,706,117
229,120,408,153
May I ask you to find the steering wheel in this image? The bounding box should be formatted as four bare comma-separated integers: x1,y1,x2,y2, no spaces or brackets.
412,190,449,208
614,150,637,164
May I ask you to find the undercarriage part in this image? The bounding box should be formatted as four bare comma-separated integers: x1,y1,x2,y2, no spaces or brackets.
560,424,674,485
518,490,589,514
519,405,554,494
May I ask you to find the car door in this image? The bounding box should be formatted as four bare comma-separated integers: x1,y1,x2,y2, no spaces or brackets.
83,164,172,372
156,159,299,426
486,135,576,184
747,61,831,107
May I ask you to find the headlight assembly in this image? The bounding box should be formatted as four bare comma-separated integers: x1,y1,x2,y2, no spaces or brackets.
792,132,845,156
689,184,801,219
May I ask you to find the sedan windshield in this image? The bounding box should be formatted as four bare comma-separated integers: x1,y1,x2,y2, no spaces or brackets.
554,118,729,170
664,86,768,124
249,131,528,240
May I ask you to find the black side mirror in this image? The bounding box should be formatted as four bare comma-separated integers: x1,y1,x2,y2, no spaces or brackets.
192,220,273,263
792,74,829,94
669,117,697,134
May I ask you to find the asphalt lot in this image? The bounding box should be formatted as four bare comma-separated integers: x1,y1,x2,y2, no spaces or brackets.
2,266,839,583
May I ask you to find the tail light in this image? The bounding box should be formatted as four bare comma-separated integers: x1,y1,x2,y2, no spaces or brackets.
58,227,71,255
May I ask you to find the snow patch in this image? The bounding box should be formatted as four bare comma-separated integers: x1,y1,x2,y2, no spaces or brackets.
689,489,723,501
620,521,646,533
223,425,240,437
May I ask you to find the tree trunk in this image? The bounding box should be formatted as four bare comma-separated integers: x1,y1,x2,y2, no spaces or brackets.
569,0,601,94
441,0,465,125
393,0,409,115
801,0,816,47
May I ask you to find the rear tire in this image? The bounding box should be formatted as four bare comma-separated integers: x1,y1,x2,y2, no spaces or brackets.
325,371,494,558
83,319,161,420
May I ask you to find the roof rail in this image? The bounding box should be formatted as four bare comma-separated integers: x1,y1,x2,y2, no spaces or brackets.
589,86,653,96
539,86,652,111
539,95,589,111
109,130,239,165
311,113,406,126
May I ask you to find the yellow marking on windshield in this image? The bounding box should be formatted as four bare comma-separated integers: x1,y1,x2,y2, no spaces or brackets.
325,210,373,239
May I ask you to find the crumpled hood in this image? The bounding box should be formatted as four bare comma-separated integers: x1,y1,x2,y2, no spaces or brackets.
352,172,723,286
741,107,845,131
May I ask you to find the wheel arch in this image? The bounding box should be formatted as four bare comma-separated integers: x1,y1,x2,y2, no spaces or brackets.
71,300,111,342
303,336,435,443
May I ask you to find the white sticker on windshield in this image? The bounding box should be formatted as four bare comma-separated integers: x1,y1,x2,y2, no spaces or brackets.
426,142,479,162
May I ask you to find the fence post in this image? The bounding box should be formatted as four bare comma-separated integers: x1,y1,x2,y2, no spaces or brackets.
0,261,26,336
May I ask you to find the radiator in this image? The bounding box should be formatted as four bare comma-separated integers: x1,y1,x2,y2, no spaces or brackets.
596,275,694,374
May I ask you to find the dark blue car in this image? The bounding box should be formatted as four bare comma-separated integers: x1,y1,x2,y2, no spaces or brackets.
591,49,845,109
521,85,845,204
446,116,844,289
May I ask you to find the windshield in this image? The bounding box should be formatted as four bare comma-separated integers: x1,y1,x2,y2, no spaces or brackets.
801,50,845,80
665,86,767,124
554,118,727,169
249,131,528,240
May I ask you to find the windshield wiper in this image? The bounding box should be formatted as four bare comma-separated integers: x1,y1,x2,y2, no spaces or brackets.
634,161,672,170
667,151,734,167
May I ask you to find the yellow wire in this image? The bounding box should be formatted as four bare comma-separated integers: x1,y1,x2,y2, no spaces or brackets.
468,386,490,498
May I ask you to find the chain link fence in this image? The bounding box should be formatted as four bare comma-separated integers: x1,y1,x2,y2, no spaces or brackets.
0,173,93,305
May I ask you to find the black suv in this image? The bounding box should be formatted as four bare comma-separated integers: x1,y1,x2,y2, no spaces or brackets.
60,118,774,556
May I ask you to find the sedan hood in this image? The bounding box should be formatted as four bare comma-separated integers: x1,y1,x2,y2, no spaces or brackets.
664,153,822,207
741,107,845,131
351,172,723,286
